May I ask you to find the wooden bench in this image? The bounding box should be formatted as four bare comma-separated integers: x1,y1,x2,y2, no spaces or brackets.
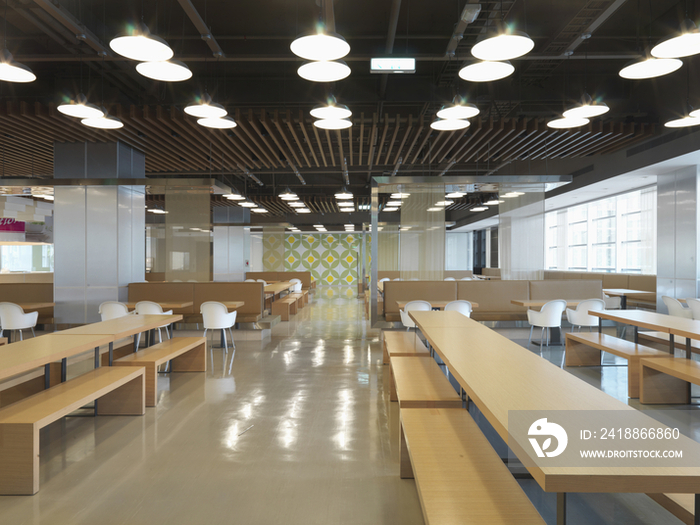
288,292,306,310
400,408,546,524
565,332,669,398
0,366,145,495
113,337,206,407
390,356,462,407
271,296,298,321
291,289,309,306
648,493,695,525
639,331,700,355
383,331,429,364
640,356,700,404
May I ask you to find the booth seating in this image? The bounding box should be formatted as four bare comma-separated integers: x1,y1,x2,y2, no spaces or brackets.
457,280,529,321
400,408,546,524
128,282,265,323
529,279,603,302
0,283,53,324
0,272,53,284
246,271,313,290
544,270,656,309
383,281,457,322
480,267,501,279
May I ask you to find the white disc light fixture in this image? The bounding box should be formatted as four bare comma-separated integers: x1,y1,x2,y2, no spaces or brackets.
458,60,514,82
310,96,352,119
335,187,353,199
58,93,105,119
547,117,590,129
81,108,124,130
619,55,682,79
471,29,535,61
430,118,470,131
651,18,700,59
279,188,299,201
437,97,480,120
291,31,350,61
298,60,351,82
110,23,173,62
136,60,192,82
197,116,237,129
314,118,352,130
0,49,36,83
562,92,610,119
185,94,227,118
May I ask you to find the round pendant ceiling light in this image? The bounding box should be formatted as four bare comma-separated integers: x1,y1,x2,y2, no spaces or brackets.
223,191,245,200
239,201,258,208
436,97,479,120
136,60,192,82
251,208,269,213
546,117,590,129
335,187,353,199
665,115,700,128
430,118,470,131
470,206,488,212
81,109,124,130
288,201,307,207
390,192,410,198
337,200,355,207
296,208,311,213
278,188,299,201
291,31,350,61
446,191,465,198
310,97,352,119
471,30,535,61
297,60,351,82
197,116,237,129
58,94,105,119
110,23,173,62
0,49,36,83
618,56,682,79
562,92,610,119
651,18,700,59
458,60,514,82
185,94,227,118
313,118,352,130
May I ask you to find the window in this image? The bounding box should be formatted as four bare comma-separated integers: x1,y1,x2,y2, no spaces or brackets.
544,187,656,274
0,245,54,272
445,232,473,270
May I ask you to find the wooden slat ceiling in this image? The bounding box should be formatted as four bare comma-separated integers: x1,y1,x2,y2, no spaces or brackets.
0,101,654,180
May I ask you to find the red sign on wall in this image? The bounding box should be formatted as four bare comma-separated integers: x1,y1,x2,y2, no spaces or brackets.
0,219,25,232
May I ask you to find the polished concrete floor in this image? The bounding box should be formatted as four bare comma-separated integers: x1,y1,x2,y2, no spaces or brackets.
0,290,691,524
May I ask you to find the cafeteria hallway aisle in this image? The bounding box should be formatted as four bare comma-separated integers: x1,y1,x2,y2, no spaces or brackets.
0,287,424,525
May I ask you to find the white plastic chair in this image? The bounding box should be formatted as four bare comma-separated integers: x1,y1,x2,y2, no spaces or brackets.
444,300,472,317
289,278,303,293
527,300,567,346
662,296,693,319
98,301,130,321
460,277,473,281
256,279,267,286
444,277,456,281
686,298,700,320
244,279,256,282
603,294,622,309
566,299,605,332
393,278,402,281
200,301,237,356
399,300,432,330
0,302,38,341
134,301,173,344
379,278,390,283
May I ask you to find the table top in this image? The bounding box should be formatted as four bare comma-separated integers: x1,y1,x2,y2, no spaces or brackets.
125,301,193,310
396,300,479,309
511,299,583,308
0,333,113,381
591,310,700,339
603,288,651,296
409,310,700,494
220,301,245,311
60,314,183,339
15,302,55,311
264,282,295,294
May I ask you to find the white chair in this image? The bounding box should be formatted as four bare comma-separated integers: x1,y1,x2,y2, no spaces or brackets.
603,294,622,309
399,300,432,330
686,298,700,320
527,300,567,346
379,278,390,283
0,302,38,341
200,301,237,356
444,300,472,317
134,301,173,344
566,299,606,332
394,278,403,281
245,279,256,282
662,296,693,319
289,278,303,293
460,277,473,281
256,279,267,285
98,301,130,321
444,277,456,281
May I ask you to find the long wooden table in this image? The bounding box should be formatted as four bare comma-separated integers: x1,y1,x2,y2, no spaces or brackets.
396,300,479,310
125,301,193,310
409,310,700,524
59,314,183,365
591,310,700,358
511,299,583,308
15,302,55,312
220,301,245,311
264,282,295,296
603,288,651,309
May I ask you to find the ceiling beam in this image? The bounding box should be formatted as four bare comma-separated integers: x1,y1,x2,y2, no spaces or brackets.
176,0,225,58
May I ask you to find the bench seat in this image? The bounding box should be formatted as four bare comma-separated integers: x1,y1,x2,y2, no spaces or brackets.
383,331,429,364
639,331,700,354
390,356,461,408
565,332,669,398
0,366,145,494
400,408,545,524
640,356,700,404
271,296,298,321
113,337,206,406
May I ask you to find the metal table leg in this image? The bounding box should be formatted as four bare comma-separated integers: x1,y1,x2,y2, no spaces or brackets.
670,334,675,355
688,338,692,359
634,326,638,345
557,493,567,525
94,346,100,368
44,364,51,389
61,358,67,382
694,494,699,525
108,341,114,366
